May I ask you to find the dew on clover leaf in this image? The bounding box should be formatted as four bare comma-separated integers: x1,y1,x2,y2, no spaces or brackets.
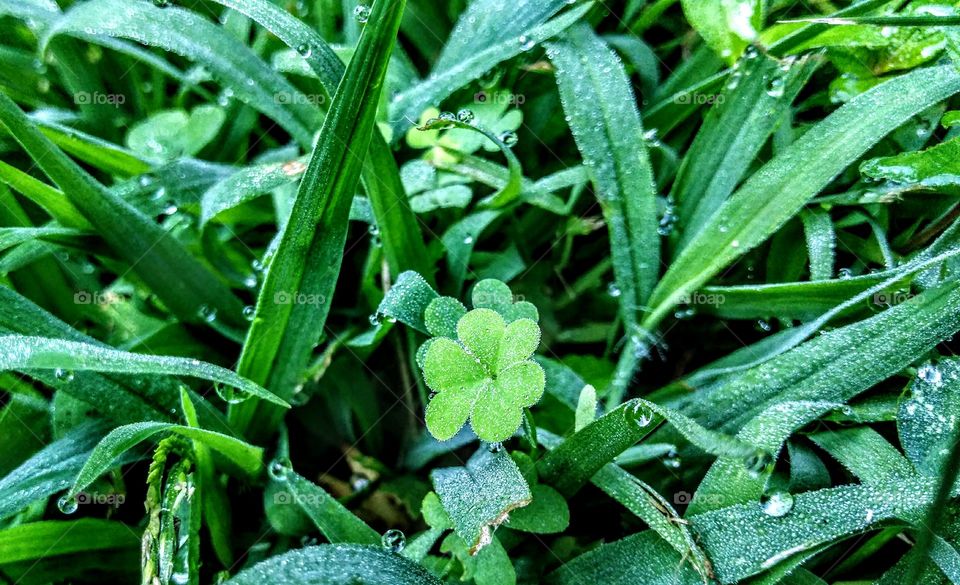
422,307,544,442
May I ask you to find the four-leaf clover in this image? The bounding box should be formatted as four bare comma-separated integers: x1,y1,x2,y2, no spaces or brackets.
421,281,544,442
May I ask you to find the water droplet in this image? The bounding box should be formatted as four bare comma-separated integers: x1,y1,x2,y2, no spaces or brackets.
58,494,78,514
488,442,503,453
607,282,621,298
760,491,794,517
296,43,312,57
766,76,786,98
462,235,475,245
215,383,249,405
381,529,406,553
498,130,518,147
197,304,217,323
268,458,292,481
518,35,535,51
743,449,773,477
918,364,944,387
756,319,772,332
153,0,169,7
730,239,740,248
353,4,371,23
674,307,696,320
838,267,854,279
242,305,256,321
624,400,655,427
349,473,370,492
368,313,382,326
54,368,75,383
456,109,475,124
367,224,380,237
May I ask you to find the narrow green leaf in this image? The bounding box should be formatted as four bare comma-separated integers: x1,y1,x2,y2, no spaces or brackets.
0,519,140,564
547,530,701,585
801,208,836,280
69,422,264,498
231,0,407,440
645,64,960,330
0,334,287,408
548,23,659,323
265,471,380,545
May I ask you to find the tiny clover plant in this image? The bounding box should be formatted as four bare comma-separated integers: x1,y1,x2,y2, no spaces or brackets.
419,279,544,443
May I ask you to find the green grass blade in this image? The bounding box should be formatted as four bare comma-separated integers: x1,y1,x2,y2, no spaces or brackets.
645,64,960,330
68,421,264,499
547,23,660,330
0,519,140,565
209,0,432,281
0,334,287,408
230,0,407,440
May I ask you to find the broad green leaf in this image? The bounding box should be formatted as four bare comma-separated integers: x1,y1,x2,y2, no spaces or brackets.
0,94,246,327
376,270,439,333
265,470,379,545
681,0,763,63
68,421,264,499
388,1,592,138
231,0,406,440
506,484,569,534
898,359,960,476
861,135,960,195
0,334,287,407
225,545,442,585
574,383,597,431
645,64,960,330
431,448,531,554
125,106,225,162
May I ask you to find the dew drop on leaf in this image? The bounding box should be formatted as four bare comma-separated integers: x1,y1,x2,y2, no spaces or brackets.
268,458,292,482
197,304,217,323
54,368,75,383
743,449,773,477
381,529,406,553
296,43,312,57
623,400,655,427
760,491,794,517
242,305,256,321
353,4,370,23
498,130,518,147
456,108,475,123
57,494,78,514
607,282,621,298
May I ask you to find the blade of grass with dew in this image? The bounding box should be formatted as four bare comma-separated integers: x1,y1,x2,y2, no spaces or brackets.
547,23,660,405
207,0,432,282
0,519,140,565
67,421,264,499
0,94,246,327
224,545,443,585
643,64,960,331
43,0,319,147
0,334,287,408
388,1,593,139
229,0,407,441
671,51,817,252
0,160,91,229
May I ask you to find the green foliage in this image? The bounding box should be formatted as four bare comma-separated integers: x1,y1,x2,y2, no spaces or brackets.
4,0,960,583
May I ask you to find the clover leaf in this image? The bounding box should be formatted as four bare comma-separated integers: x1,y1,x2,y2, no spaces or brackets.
422,307,544,443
